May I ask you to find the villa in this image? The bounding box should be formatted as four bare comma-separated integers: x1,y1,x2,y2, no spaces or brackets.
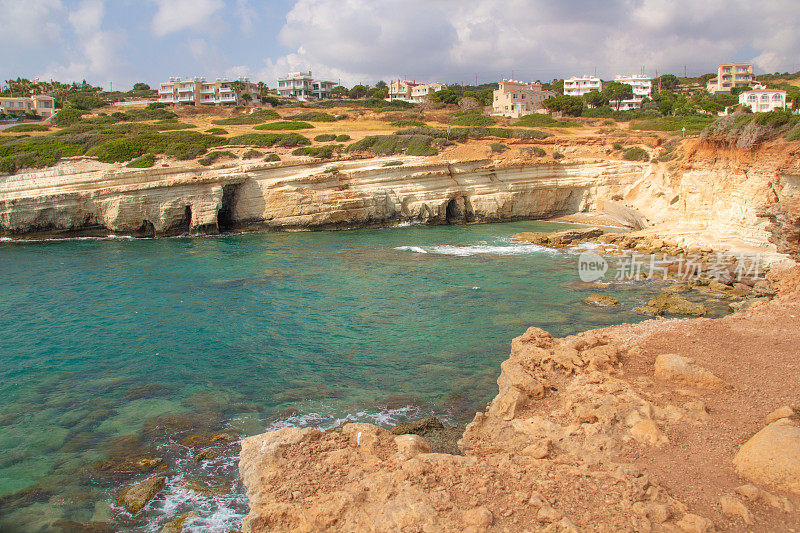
609,74,652,110
387,80,446,104
276,71,336,100
491,80,555,118
157,77,260,106
0,94,56,117
738,85,788,112
707,62,754,93
564,75,603,97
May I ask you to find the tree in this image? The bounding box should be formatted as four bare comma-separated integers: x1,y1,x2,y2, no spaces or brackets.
331,85,349,98
349,84,368,99
542,79,564,94
132,82,150,91
229,80,246,104
602,81,634,111
375,80,388,90
542,94,584,116
241,93,253,105
582,89,608,108
655,74,680,91
367,86,388,99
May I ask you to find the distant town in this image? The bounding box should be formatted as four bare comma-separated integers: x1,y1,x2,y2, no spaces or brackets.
1,61,797,124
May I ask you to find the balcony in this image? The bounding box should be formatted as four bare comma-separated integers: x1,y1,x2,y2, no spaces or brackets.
158,88,173,94
177,95,195,102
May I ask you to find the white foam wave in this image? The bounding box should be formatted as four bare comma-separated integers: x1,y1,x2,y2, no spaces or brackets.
395,242,555,256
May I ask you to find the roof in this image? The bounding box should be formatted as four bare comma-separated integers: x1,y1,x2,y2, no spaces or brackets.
741,89,787,94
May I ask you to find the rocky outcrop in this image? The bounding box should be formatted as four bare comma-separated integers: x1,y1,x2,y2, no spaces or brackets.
0,158,644,237
761,198,800,261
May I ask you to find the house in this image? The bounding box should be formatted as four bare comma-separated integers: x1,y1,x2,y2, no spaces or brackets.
276,71,336,100
738,85,788,112
158,77,260,106
564,75,603,97
0,94,56,117
491,80,555,118
609,74,652,110
387,80,446,103
707,62,754,93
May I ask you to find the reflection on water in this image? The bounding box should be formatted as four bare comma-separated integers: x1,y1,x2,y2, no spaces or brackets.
0,221,720,531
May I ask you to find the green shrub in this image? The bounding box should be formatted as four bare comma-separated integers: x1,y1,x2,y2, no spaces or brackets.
254,121,314,130
314,134,338,142
151,120,196,131
205,128,228,135
285,112,337,122
347,134,437,156
86,137,148,163
0,137,86,174
126,153,156,168
226,132,311,148
522,146,546,157
611,194,623,201
242,149,263,159
450,112,495,127
623,147,650,161
612,142,623,150
338,183,350,190
390,119,426,127
3,124,50,133
393,126,551,142
515,113,579,127
631,116,714,133
51,108,87,127
264,153,281,162
490,142,508,153
670,195,680,205
198,150,236,166
292,145,337,159
383,160,403,167
212,109,280,125
123,107,177,121
553,151,565,159
335,134,350,142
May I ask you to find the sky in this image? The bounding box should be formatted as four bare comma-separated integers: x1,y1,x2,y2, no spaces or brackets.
2,0,799,91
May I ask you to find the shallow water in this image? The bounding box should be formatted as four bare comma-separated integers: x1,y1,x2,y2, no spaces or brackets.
0,221,726,531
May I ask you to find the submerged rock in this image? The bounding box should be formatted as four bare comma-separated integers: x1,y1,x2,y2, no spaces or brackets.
511,227,605,247
583,293,620,306
642,292,707,316
117,476,166,514
160,512,196,533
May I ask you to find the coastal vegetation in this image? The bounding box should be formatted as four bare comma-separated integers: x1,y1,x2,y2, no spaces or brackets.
393,126,551,141
449,111,495,126
3,124,50,133
211,109,280,125
622,146,650,161
292,145,338,159
254,121,314,130
515,113,580,128
198,150,237,166
347,134,438,156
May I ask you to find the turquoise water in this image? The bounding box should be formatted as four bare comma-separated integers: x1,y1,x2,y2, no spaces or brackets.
0,222,719,531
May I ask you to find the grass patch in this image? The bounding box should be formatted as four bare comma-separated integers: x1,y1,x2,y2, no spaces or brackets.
670,195,680,205
51,108,87,127
226,133,311,148
347,135,438,156
394,126,551,142
335,134,350,142
450,111,495,127
314,134,338,142
284,112,337,122
254,121,314,131
125,153,156,168
264,153,280,162
631,116,714,134
205,128,228,135
383,160,404,167
242,149,263,159
198,150,236,166
623,147,650,161
212,109,280,125
490,142,508,153
3,124,50,133
292,145,338,159
612,142,623,150
390,119,426,127
515,113,580,127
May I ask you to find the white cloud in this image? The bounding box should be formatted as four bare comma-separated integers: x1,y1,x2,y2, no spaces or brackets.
0,0,63,48
235,0,257,35
151,0,224,36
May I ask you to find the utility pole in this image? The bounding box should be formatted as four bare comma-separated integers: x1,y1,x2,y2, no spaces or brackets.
684,65,687,78
475,73,478,87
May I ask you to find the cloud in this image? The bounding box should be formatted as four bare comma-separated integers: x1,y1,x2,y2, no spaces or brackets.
151,0,224,36
235,0,257,35
0,0,63,48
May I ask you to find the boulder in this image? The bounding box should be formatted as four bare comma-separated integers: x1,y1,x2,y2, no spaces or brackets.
117,476,166,514
394,434,431,458
733,421,800,494
765,406,795,425
160,511,196,533
719,495,752,524
583,294,620,306
646,292,707,316
511,227,604,248
654,353,724,388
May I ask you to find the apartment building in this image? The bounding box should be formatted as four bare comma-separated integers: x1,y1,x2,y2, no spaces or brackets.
739,85,788,112
276,71,336,100
157,77,259,106
609,74,652,110
564,75,603,97
0,94,56,117
492,80,556,118
387,80,446,103
707,62,754,93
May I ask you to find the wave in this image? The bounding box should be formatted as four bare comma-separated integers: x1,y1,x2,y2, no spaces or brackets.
394,241,556,257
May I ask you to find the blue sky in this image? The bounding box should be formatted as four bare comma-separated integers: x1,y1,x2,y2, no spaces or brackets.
2,0,799,90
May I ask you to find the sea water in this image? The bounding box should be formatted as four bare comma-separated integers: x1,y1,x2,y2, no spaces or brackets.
0,221,724,531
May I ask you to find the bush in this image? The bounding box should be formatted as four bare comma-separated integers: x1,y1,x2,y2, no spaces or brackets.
51,108,87,127
284,112,337,122
347,134,437,156
521,146,546,157
264,153,281,162
383,160,403,167
631,116,714,133
335,134,350,142
390,119,426,127
3,124,50,133
226,133,311,148
123,107,177,121
670,195,680,205
205,128,228,135
254,121,314,130
242,149,263,159
68,93,108,110
393,126,551,142
553,151,565,159
623,147,650,161
490,142,508,153
126,153,156,168
212,109,280,125
292,145,337,159
515,113,579,127
314,134,338,142
612,142,623,150
611,194,623,201
198,150,236,166
450,111,495,127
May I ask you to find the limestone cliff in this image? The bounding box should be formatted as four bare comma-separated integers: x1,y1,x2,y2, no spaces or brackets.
0,157,644,237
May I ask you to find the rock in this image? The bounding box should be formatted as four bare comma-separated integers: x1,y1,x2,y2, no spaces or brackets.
583,293,620,306
635,305,662,316
511,227,604,248
646,292,707,316
462,506,494,527
753,279,777,297
675,513,714,533
394,434,430,458
522,439,551,459
733,420,800,494
654,353,724,388
117,476,166,514
390,417,444,435
537,504,563,522
734,484,760,501
719,495,752,524
160,511,196,533
194,448,219,462
764,406,795,425
630,419,668,446
664,283,691,293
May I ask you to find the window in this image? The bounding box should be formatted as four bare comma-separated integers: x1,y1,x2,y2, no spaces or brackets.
773,94,783,101
748,95,757,102
761,94,769,102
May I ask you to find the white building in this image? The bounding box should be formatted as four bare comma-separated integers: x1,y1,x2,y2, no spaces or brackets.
387,80,446,103
739,85,788,112
491,80,555,118
609,74,652,111
158,77,259,106
276,71,336,100
564,75,603,97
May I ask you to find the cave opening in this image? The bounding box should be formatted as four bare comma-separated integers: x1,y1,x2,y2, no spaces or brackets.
217,185,238,232
179,206,191,234
445,197,464,224
136,220,155,238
